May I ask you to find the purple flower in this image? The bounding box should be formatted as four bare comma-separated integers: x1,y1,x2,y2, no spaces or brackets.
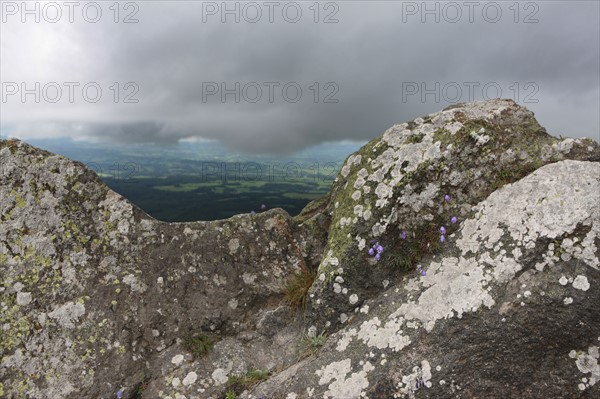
250,210,256,214
444,194,451,202
376,245,384,254
374,253,381,261
439,226,446,234
116,389,124,399
451,216,457,224
400,231,408,239
261,204,267,211
368,248,375,256
440,235,446,243
420,270,427,276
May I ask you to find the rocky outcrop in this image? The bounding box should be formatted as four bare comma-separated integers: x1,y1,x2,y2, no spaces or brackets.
1,99,599,399
304,99,599,331
0,141,322,398
250,159,600,399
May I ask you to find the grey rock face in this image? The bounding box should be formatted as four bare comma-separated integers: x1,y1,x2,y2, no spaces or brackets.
0,140,319,398
305,99,599,332
1,99,599,399
248,159,600,399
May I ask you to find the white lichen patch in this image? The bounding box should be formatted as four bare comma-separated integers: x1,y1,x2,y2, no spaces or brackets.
337,328,358,352
48,301,85,329
354,205,364,218
321,251,340,269
242,273,257,285
182,371,197,386
123,274,147,293
171,354,184,365
470,128,490,146
315,359,373,398
445,121,463,135
458,161,600,264
333,283,342,294
228,238,240,255
16,291,32,306
355,316,411,352
356,236,366,251
211,368,229,385
559,276,569,286
572,275,590,291
571,346,600,390
391,257,495,332
396,360,433,395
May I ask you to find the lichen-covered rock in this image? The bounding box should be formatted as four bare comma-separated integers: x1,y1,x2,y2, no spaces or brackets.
246,159,600,399
0,139,318,398
306,99,599,331
1,99,598,399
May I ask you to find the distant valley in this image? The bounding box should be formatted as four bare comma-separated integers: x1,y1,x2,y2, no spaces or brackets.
26,138,364,221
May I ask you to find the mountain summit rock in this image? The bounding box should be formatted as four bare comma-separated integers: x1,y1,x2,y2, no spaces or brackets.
1,99,599,398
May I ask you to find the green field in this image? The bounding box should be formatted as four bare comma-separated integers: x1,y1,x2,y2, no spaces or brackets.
28,138,364,222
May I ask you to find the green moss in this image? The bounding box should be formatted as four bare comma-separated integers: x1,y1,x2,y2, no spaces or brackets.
488,158,543,193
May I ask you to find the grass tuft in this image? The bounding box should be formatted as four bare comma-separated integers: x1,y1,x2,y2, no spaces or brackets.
299,333,328,357
225,369,270,397
183,332,214,359
284,264,317,312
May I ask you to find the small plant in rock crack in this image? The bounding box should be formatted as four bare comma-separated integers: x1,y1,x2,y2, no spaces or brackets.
367,240,384,261
183,332,214,359
299,333,328,357
226,369,271,395
284,264,317,313
439,193,459,243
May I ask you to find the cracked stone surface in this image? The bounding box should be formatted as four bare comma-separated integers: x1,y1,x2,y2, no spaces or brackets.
1,99,599,398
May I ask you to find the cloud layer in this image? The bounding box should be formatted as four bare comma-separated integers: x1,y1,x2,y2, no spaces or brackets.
2,1,599,153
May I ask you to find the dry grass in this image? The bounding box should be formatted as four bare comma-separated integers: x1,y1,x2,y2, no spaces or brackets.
284,264,317,313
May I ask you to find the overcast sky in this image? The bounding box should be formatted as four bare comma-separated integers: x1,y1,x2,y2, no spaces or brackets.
1,0,599,154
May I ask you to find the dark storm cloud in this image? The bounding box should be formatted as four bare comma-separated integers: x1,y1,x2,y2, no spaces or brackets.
2,1,598,153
